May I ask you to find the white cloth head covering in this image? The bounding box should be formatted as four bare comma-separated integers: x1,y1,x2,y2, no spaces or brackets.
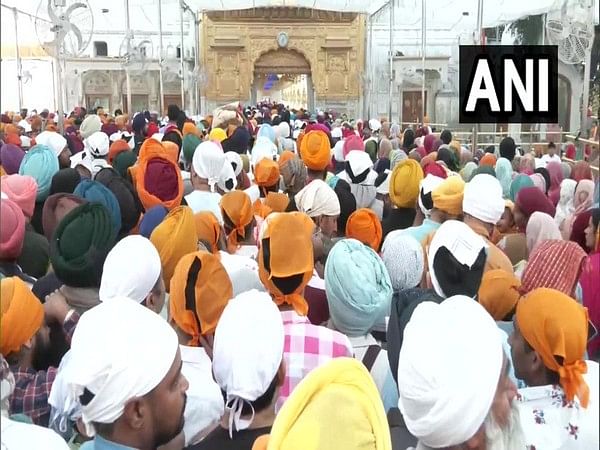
554,179,577,227
18,119,32,133
526,211,562,254
295,179,341,217
79,115,102,139
69,150,94,175
333,140,345,162
85,131,110,157
277,122,291,139
217,158,238,193
345,150,373,181
20,136,32,149
109,131,135,150
369,119,382,132
225,151,243,177
251,137,277,167
398,295,503,448
35,131,67,157
331,127,343,139
418,174,444,216
212,290,284,437
99,235,162,303
61,297,178,436
463,174,505,224
48,350,82,435
382,231,425,292
376,169,392,195
192,141,226,192
427,220,488,298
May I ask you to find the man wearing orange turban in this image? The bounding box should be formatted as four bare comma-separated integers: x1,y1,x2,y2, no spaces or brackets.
258,212,353,409
300,130,330,181
150,205,197,292
510,288,597,448
1,276,80,426
107,139,130,164
345,208,383,252
479,153,497,167
194,211,222,254
478,269,521,321
253,158,281,219
220,190,255,256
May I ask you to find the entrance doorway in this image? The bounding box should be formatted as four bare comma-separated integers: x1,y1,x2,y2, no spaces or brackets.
251,49,314,110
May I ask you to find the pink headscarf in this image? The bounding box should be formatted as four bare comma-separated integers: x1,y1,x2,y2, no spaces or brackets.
545,161,563,206
342,135,364,159
526,211,562,255
423,134,436,154
0,174,38,218
529,173,547,194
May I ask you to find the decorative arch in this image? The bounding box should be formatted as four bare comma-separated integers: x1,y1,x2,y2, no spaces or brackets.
253,48,312,75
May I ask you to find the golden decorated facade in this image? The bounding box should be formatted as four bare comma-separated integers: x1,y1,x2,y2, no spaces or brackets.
200,7,366,115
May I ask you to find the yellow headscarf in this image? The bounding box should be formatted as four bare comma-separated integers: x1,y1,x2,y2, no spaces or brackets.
252,358,392,450
150,206,197,292
389,159,424,208
209,128,227,143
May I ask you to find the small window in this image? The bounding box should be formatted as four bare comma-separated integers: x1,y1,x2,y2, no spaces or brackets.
94,41,108,57
140,46,147,57
176,46,181,58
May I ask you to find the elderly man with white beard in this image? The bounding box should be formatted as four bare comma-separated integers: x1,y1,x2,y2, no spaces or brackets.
397,295,526,450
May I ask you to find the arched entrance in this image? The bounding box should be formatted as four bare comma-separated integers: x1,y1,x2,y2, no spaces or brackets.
251,49,314,110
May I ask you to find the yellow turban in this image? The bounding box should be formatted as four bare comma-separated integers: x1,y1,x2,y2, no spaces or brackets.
1,277,44,356
431,175,465,216
389,160,424,208
209,128,227,143
252,358,392,450
150,206,197,292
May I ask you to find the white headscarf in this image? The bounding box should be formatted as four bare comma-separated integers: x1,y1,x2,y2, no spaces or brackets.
212,290,284,437
382,231,424,292
85,131,110,157
99,235,162,304
375,169,392,195
343,150,373,182
217,159,238,193
69,150,94,175
109,131,135,150
463,174,505,225
554,179,577,228
225,151,243,177
333,140,345,162
277,122,291,139
251,137,277,167
427,220,488,298
192,141,226,192
48,350,82,435
418,174,444,217
398,295,503,448
62,297,178,436
35,131,67,157
295,179,341,217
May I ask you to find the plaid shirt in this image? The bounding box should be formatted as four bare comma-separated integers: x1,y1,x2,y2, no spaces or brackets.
9,311,80,427
277,310,353,411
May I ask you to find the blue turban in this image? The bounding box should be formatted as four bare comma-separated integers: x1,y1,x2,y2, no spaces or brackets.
139,205,168,238
257,123,276,144
18,144,59,201
325,238,393,337
74,179,121,235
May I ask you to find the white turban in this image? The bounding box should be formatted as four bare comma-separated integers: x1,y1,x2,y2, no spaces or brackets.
333,140,345,162
18,119,32,133
427,220,488,298
85,131,110,157
62,297,178,436
295,179,341,218
35,131,67,157
398,295,503,448
251,137,277,167
277,122,291,139
109,131,135,150
463,174,505,224
99,235,162,304
344,150,373,182
79,115,102,139
217,158,238,193
331,127,343,139
225,151,243,176
382,231,424,292
69,150,94,175
212,290,284,436
418,174,444,216
369,119,382,132
192,141,226,192
376,169,392,195
48,350,81,434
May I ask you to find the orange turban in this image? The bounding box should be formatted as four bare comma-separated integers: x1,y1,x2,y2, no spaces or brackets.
258,212,315,315
255,158,280,187
300,130,330,171
389,159,424,208
265,192,290,213
4,124,19,135
4,133,21,146
1,277,44,356
279,151,295,169
479,153,497,167
516,288,590,407
431,175,465,216
220,191,253,253
169,251,233,346
478,269,521,321
150,205,197,292
162,141,179,163
182,122,202,138
108,139,130,164
132,138,183,211
345,208,383,251
194,211,221,254
253,199,273,220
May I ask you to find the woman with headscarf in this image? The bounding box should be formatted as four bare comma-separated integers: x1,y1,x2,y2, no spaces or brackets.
581,208,600,359
513,186,556,231
324,239,396,411
545,161,563,206
435,146,459,172
519,153,536,175
529,173,547,194
510,173,535,202
571,161,593,182
526,211,562,255
554,179,577,231
561,179,595,240
533,167,551,195
496,200,529,266
460,161,477,182
495,157,513,199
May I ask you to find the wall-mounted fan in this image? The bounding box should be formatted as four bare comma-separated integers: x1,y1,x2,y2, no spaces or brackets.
546,0,593,64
